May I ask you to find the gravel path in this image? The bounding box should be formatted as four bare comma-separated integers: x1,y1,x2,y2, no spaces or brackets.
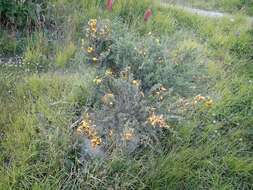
160,2,253,22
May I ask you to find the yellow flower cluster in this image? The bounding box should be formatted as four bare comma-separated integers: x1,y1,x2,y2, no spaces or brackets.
148,112,166,128
88,19,97,33
193,94,213,108
77,114,102,148
154,85,167,101
101,93,115,106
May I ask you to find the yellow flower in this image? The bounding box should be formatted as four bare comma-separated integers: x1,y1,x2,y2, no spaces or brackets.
91,136,102,148
92,57,98,63
88,19,97,27
76,113,102,149
88,19,97,33
205,99,213,108
87,47,94,53
93,76,102,85
105,69,113,76
76,127,83,134
192,100,198,106
148,113,166,128
160,86,167,91
132,80,141,87
91,28,97,33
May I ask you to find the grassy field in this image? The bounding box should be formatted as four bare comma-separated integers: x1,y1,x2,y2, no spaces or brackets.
0,0,253,189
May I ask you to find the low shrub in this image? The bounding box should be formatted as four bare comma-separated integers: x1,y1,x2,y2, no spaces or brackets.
82,19,210,97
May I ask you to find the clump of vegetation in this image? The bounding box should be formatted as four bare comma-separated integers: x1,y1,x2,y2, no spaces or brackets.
0,0,252,189
0,0,48,30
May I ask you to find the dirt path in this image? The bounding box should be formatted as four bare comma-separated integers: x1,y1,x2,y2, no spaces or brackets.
160,2,253,22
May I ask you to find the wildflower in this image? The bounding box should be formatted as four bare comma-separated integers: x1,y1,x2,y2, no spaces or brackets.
92,57,98,63
105,69,113,76
192,100,198,106
148,113,166,128
88,19,97,27
91,136,102,148
205,98,213,108
154,85,167,97
76,127,83,134
122,128,134,141
87,47,94,53
77,114,102,149
88,19,97,33
93,76,102,85
132,80,141,87
91,27,97,33
144,8,152,22
155,91,161,96
77,114,92,134
107,0,114,11
194,94,206,102
160,86,167,91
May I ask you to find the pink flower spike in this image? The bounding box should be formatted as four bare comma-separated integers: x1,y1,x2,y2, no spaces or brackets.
144,8,152,22
107,0,113,11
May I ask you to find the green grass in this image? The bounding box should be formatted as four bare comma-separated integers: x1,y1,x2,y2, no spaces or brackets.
0,0,252,189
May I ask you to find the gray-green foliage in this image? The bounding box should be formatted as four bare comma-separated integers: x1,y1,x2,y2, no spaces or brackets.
109,20,209,96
